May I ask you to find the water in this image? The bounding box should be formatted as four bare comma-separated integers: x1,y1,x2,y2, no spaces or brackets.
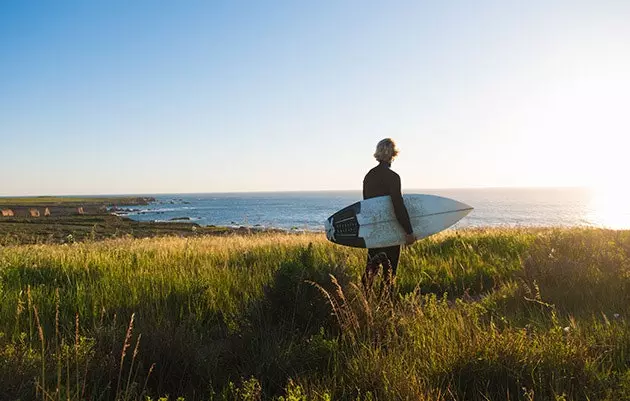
115,188,630,231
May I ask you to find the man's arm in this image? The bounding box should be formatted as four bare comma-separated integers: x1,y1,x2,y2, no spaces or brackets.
390,174,413,235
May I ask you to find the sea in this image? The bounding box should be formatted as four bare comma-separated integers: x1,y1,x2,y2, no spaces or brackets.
115,188,630,231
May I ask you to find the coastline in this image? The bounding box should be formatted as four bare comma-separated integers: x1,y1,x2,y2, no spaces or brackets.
96,189,620,231
1,194,627,246
0,196,283,245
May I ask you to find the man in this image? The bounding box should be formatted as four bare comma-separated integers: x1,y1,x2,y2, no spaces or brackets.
362,138,415,290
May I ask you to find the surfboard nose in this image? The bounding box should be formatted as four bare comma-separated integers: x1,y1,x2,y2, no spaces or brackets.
453,200,474,218
456,200,474,213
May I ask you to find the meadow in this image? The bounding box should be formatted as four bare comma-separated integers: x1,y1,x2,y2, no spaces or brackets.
1,228,629,400
0,214,235,246
0,196,154,206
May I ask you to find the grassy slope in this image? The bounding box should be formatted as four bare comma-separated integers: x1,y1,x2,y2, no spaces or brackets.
0,196,254,246
0,215,236,245
0,228,629,400
0,196,153,206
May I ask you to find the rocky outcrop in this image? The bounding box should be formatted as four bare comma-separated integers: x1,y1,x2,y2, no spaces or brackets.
0,197,157,218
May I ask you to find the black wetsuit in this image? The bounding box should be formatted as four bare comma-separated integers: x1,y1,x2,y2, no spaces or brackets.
363,162,413,277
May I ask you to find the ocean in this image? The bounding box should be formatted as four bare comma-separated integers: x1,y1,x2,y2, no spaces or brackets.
114,188,630,231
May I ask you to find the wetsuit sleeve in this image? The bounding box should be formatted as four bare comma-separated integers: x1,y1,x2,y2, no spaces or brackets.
390,174,413,235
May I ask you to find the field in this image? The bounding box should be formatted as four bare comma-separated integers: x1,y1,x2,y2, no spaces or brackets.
0,215,241,246
1,228,630,400
0,196,154,206
0,196,250,245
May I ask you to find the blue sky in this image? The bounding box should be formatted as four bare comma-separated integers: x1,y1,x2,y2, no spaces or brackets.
1,1,629,195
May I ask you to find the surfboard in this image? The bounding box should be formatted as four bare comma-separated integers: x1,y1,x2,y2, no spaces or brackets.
325,194,473,248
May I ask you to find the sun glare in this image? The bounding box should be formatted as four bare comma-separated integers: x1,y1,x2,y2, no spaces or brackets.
587,185,630,229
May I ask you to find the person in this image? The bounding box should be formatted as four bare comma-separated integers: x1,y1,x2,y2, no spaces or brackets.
362,138,415,290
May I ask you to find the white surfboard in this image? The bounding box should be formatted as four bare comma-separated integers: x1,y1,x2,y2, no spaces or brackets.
325,194,472,248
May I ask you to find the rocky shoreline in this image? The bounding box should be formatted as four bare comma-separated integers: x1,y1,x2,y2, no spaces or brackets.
0,196,155,218
0,196,290,245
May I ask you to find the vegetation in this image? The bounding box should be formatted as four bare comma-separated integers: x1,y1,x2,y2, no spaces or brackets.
0,196,265,246
0,196,154,206
0,215,243,246
0,228,629,400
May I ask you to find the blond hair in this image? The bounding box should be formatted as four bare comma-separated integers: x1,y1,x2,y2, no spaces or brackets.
373,138,399,162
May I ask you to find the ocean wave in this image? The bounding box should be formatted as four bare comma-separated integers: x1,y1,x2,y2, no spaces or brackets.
153,217,201,223
125,207,186,214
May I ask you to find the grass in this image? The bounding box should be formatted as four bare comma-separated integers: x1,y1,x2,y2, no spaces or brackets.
0,214,237,245
0,196,153,206
0,228,629,400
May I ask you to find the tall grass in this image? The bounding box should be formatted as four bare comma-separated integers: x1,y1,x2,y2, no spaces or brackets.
0,229,629,400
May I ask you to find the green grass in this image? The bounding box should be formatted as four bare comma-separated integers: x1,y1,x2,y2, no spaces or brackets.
0,214,234,245
0,196,153,206
0,228,629,400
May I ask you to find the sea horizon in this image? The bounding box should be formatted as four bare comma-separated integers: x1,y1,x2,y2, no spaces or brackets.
83,187,630,231
0,185,593,198
5,187,626,231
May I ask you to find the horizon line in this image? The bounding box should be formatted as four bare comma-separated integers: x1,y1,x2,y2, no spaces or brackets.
0,185,592,198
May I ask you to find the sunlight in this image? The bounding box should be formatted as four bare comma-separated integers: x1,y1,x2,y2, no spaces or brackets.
581,128,629,229
587,184,630,229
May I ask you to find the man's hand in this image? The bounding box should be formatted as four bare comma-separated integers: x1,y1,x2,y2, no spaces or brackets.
405,233,416,246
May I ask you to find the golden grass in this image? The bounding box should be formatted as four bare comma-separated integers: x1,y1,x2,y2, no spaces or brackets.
0,228,629,400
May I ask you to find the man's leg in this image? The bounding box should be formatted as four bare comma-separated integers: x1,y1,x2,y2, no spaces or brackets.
363,248,386,290
383,245,401,277
363,246,401,292
367,248,379,264
380,245,401,292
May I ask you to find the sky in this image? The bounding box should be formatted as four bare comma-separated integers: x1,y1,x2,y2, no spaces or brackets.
1,1,629,196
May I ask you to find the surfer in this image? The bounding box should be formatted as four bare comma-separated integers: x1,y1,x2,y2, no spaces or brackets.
362,138,416,289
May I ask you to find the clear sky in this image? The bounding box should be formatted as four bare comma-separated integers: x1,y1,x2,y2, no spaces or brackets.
1,1,629,195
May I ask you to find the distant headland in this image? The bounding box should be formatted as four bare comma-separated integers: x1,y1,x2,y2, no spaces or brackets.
0,196,276,245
